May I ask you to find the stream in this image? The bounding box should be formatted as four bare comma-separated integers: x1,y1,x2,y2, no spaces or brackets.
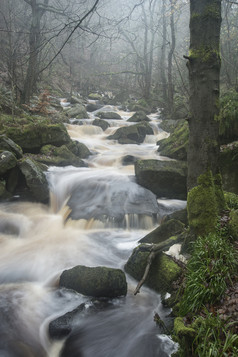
0,103,186,356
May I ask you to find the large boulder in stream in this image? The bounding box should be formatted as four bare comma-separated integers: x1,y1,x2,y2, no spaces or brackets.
157,120,188,161
125,246,182,294
107,122,153,144
127,111,151,123
1,122,71,153
33,144,87,167
139,219,185,244
65,104,89,119
18,157,49,202
135,159,187,199
59,265,127,298
92,118,110,131
97,111,122,120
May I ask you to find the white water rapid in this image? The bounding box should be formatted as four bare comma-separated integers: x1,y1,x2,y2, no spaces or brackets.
0,104,185,357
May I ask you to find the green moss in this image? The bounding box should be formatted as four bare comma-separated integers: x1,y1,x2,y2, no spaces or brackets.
189,47,220,63
174,317,196,339
187,171,218,236
158,120,188,161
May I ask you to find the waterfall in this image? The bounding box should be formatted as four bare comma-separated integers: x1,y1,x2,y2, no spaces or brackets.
0,105,182,356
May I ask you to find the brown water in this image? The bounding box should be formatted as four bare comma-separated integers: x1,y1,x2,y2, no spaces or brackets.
0,105,184,356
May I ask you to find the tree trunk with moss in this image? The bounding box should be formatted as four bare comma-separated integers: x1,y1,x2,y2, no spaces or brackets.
186,0,224,237
187,0,222,190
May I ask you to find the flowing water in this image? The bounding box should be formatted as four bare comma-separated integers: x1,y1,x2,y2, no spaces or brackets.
0,104,186,357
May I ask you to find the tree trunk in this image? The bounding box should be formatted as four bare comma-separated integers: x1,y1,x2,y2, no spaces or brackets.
187,0,222,190
160,0,168,105
21,0,48,104
167,0,176,115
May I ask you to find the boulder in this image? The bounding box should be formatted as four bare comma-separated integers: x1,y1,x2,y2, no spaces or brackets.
86,103,103,112
127,111,151,123
18,157,49,202
162,208,188,226
107,122,153,144
135,159,187,199
97,112,122,120
139,219,185,244
49,304,85,340
0,180,10,199
0,151,17,175
66,140,91,159
0,135,23,159
125,247,182,294
35,145,87,167
92,119,110,131
59,265,127,298
121,155,138,166
65,105,89,119
2,123,71,153
157,120,188,161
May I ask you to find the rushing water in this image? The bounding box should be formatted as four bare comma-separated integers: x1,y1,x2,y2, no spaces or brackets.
0,104,186,356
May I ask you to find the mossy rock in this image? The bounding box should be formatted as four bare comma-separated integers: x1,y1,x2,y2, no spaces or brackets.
65,105,89,119
37,145,86,167
0,135,23,159
18,157,49,202
125,247,182,294
97,112,122,120
158,120,188,161
174,317,196,339
127,111,151,123
92,119,110,131
59,265,127,298
0,151,17,175
66,140,91,159
162,208,188,226
139,219,185,244
107,122,153,144
0,180,11,199
1,122,71,153
135,159,187,199
127,102,151,114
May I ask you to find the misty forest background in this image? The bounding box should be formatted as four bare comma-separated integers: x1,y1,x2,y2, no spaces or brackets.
0,0,237,113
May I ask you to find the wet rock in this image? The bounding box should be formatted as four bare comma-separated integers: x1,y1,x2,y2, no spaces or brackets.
59,265,127,298
36,145,87,167
125,247,182,294
86,103,103,112
65,104,89,119
135,159,187,199
66,140,91,159
127,111,151,123
121,155,138,166
0,135,23,159
0,150,17,175
92,119,110,131
139,219,185,244
107,122,153,144
2,122,71,153
162,208,188,226
0,180,10,199
49,303,85,340
157,120,188,161
97,112,122,120
18,157,49,202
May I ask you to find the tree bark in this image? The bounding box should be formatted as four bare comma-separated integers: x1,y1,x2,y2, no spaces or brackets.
187,0,222,190
167,0,176,115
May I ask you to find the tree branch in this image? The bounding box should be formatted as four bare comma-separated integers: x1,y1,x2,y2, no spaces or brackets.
133,235,183,295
